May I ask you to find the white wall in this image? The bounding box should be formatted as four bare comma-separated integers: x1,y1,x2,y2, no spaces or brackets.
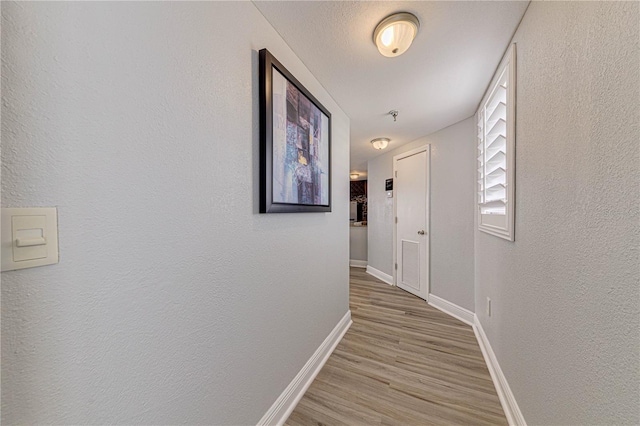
349,226,367,262
475,2,639,424
367,155,394,274
1,2,350,424
368,118,475,311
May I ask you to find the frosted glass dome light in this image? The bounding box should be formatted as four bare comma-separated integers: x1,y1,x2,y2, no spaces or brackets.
373,12,420,58
371,138,390,150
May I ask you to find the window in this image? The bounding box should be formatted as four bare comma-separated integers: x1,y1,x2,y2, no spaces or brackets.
477,44,516,241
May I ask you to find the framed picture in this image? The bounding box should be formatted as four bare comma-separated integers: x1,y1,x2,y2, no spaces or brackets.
259,48,332,213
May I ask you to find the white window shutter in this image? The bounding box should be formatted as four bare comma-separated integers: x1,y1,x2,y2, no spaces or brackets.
477,44,516,241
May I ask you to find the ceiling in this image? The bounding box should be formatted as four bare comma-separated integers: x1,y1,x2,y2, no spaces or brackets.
254,1,529,178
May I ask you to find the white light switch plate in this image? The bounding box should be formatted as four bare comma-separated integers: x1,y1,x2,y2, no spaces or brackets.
1,207,58,272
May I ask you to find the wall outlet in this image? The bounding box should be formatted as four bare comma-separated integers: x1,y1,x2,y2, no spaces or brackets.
486,297,492,316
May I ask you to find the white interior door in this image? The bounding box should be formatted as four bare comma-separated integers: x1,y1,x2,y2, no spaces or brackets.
394,147,429,300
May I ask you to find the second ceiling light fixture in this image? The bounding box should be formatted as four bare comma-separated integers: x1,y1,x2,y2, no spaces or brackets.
371,138,390,150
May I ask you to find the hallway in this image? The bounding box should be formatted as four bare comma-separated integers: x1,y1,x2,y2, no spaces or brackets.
285,268,506,425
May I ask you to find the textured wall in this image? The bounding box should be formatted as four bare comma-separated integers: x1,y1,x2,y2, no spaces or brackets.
474,2,639,424
349,227,368,262
1,2,350,424
429,119,476,311
366,153,394,274
368,118,475,311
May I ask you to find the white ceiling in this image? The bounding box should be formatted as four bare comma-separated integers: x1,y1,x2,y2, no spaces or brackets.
254,1,529,178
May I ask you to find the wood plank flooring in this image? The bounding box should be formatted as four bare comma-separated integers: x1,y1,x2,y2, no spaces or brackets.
285,268,507,426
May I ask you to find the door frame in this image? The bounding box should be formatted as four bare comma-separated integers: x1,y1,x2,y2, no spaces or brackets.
392,145,431,301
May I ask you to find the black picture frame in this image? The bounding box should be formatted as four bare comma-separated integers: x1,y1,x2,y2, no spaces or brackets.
259,48,332,213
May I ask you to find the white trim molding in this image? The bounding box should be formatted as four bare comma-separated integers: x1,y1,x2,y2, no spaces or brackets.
257,311,352,426
365,265,393,286
349,259,367,269
473,315,527,426
428,294,474,326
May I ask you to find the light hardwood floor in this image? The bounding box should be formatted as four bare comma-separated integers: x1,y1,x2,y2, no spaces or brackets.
285,267,507,426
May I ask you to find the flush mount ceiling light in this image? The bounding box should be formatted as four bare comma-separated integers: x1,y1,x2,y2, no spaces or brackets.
373,12,420,58
350,173,360,180
371,138,390,150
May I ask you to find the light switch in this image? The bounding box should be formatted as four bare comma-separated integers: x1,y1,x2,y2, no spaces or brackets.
1,207,58,272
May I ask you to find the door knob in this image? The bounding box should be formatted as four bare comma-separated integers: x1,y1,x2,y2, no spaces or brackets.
418,230,425,235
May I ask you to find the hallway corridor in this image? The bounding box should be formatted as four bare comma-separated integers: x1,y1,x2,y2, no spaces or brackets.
285,268,507,425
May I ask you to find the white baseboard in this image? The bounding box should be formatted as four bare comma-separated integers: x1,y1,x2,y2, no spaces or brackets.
428,294,474,326
366,265,393,285
257,310,352,426
473,315,527,426
349,259,367,268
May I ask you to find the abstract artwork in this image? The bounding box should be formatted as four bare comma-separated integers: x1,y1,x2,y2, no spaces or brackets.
259,49,331,213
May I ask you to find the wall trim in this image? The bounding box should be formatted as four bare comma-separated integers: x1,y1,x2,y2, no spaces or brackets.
257,310,352,426
428,294,474,326
473,315,527,426
365,265,393,285
349,260,367,268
